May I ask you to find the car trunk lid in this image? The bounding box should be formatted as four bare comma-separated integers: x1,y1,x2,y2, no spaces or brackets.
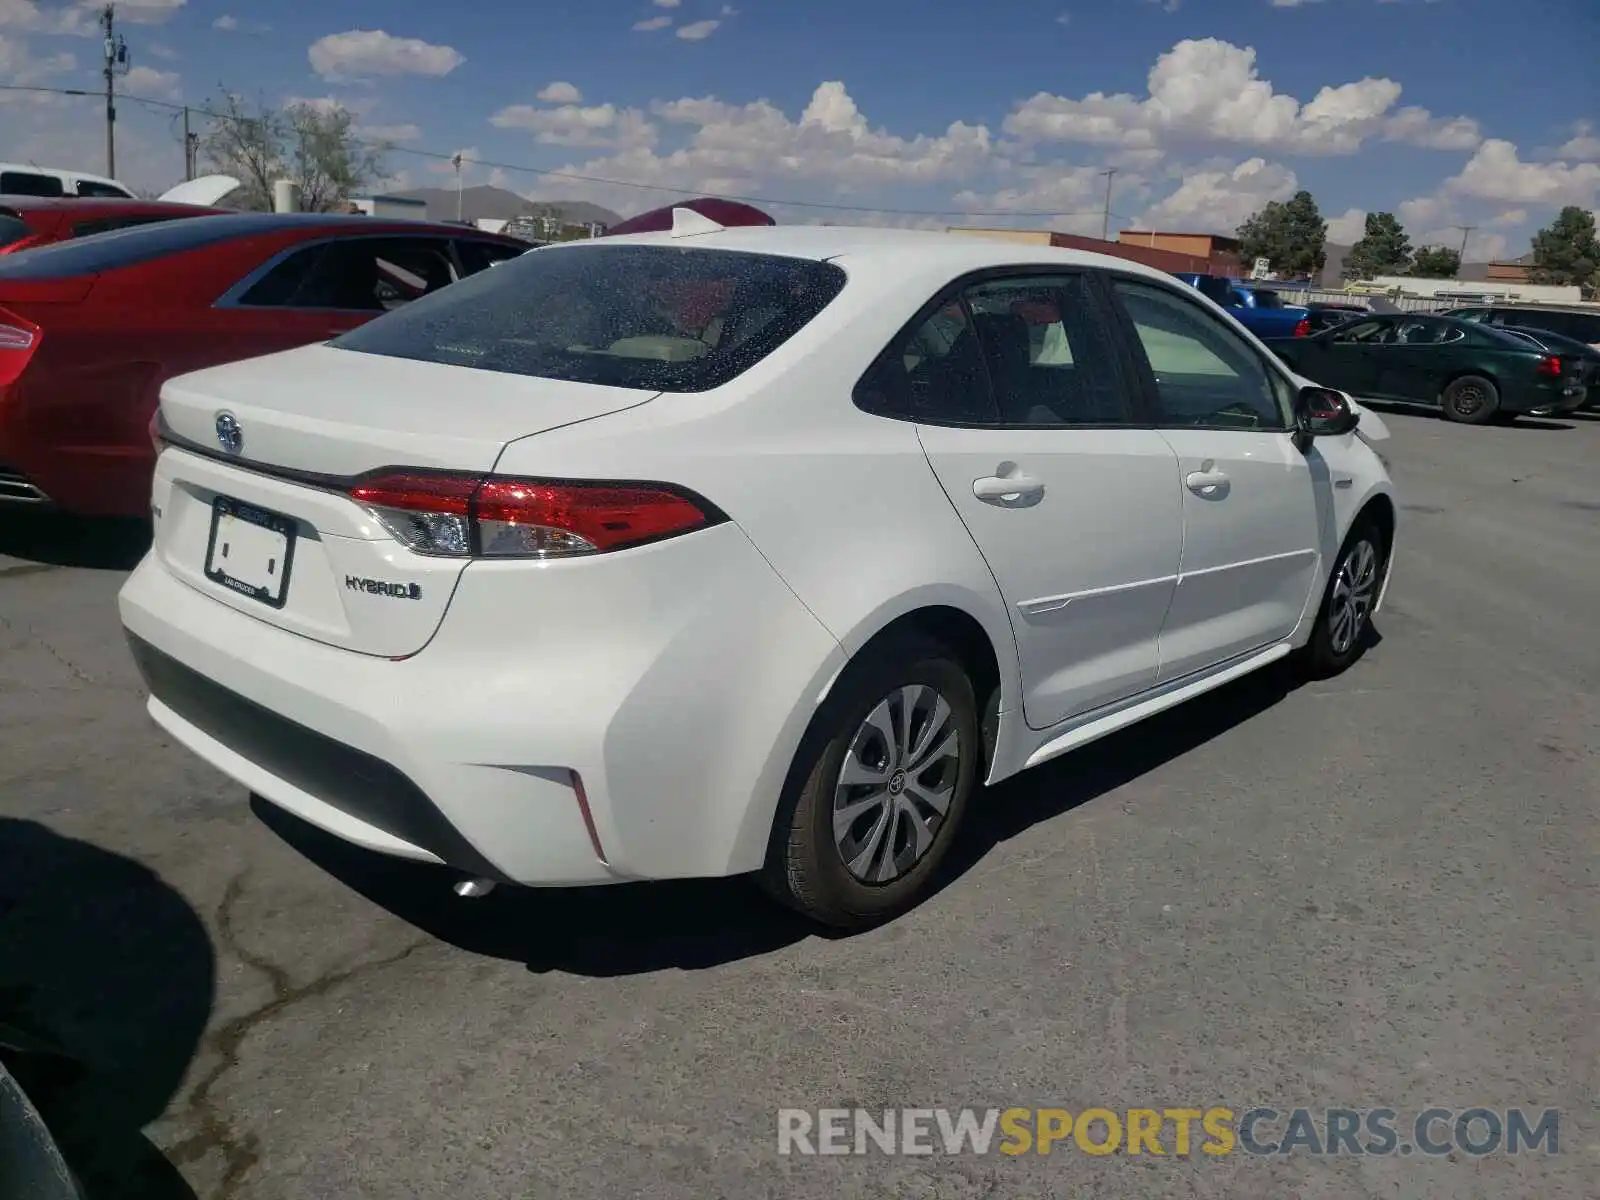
151,343,658,658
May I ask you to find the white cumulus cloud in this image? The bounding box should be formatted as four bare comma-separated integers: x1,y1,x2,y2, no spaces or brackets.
1004,38,1478,156
536,80,582,104
676,19,720,40
309,29,464,82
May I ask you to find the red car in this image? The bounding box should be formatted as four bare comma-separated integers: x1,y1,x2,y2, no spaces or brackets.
0,196,230,255
0,213,527,516
605,197,774,236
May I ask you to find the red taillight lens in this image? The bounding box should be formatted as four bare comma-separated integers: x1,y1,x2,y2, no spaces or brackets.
348,471,720,559
1534,355,1562,378
1293,318,1311,337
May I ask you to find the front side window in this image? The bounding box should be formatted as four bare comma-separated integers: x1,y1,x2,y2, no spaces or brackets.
1112,279,1293,430
333,244,848,393
962,275,1131,425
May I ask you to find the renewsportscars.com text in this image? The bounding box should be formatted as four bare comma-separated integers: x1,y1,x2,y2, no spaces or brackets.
777,1106,1560,1157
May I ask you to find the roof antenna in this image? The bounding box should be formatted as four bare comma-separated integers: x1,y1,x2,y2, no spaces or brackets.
669,206,726,238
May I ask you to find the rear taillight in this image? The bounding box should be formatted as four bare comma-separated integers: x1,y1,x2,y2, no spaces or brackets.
1293,318,1311,337
1534,355,1562,378
347,471,723,559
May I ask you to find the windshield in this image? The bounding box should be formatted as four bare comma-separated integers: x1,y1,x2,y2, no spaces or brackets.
331,243,849,393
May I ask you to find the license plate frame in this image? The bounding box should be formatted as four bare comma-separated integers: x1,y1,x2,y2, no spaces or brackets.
203,496,298,609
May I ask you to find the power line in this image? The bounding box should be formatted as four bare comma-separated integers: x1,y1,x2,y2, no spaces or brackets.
0,83,1129,222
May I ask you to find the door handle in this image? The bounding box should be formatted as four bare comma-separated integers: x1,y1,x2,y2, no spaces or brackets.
973,474,1045,504
1185,469,1229,496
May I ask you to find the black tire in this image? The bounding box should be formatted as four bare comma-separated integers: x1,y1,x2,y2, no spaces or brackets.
760,636,980,929
1298,520,1387,679
1440,374,1500,424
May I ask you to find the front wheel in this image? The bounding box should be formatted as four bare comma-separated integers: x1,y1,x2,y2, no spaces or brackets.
760,638,979,929
1299,523,1386,678
1441,375,1500,424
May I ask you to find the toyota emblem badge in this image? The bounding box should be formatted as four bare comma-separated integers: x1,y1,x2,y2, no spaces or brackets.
215,412,243,455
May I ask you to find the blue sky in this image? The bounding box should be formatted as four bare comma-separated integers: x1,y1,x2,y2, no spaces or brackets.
1,0,1597,259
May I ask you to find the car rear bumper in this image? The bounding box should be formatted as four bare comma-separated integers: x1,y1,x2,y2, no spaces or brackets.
0,422,153,516
118,522,847,886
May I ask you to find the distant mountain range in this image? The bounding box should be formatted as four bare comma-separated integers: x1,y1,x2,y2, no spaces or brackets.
384,185,623,228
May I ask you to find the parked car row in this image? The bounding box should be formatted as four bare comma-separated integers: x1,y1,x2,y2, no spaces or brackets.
1265,312,1596,423
0,209,527,514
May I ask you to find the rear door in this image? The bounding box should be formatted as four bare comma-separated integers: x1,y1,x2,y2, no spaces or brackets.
897,271,1183,729
1105,275,1322,680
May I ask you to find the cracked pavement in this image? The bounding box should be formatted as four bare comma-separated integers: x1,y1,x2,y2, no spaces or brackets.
1,407,1596,1199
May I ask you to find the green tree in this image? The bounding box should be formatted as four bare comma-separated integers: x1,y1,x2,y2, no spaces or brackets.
1344,212,1412,280
1529,206,1600,295
1409,245,1461,279
1236,190,1327,279
201,92,388,213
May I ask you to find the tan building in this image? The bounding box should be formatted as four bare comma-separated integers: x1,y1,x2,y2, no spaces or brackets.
1118,230,1243,262
947,227,1241,276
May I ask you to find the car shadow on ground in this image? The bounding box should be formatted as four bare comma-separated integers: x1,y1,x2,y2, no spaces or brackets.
0,513,151,572
0,819,212,1200
254,644,1367,977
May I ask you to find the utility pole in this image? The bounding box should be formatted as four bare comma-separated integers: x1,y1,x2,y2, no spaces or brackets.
1453,224,1476,265
452,153,464,221
182,106,197,180
101,5,129,179
1099,167,1117,242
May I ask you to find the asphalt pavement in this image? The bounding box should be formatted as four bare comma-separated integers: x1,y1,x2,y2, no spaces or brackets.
2,405,1596,1200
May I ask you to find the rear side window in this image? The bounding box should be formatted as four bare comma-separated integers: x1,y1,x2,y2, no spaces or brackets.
330,244,848,393
855,299,996,424
0,171,64,197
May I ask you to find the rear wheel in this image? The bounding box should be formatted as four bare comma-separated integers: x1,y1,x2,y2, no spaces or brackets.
1441,375,1500,424
761,637,979,929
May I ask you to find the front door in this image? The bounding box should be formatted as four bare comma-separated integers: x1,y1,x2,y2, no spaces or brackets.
900,273,1183,729
1105,276,1323,680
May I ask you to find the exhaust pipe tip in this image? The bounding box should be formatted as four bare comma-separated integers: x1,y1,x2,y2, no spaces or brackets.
452,878,497,899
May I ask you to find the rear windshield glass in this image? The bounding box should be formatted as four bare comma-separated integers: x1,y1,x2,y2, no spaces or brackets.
329,243,849,393
0,213,270,278
1250,290,1283,308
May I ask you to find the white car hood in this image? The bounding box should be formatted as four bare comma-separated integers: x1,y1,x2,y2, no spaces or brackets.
156,174,240,206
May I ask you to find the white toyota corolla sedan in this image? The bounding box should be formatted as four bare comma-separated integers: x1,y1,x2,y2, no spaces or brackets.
119,214,1397,928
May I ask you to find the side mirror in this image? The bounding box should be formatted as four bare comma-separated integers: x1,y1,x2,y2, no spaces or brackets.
1292,386,1359,451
